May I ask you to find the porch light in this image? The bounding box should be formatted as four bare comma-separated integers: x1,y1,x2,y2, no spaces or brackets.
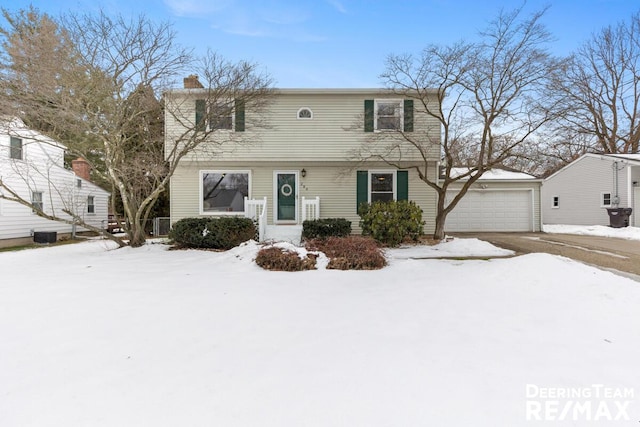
301,168,307,178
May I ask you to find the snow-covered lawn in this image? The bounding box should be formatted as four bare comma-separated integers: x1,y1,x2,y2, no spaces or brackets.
1,238,639,426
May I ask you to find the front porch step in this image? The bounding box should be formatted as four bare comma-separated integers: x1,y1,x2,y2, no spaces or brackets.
263,225,303,245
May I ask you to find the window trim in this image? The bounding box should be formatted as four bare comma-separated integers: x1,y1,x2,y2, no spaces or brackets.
9,136,23,160
199,170,251,215
368,170,397,203
374,99,403,132
601,192,612,208
552,196,559,209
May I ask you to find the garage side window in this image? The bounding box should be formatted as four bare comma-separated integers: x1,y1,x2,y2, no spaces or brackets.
552,196,559,208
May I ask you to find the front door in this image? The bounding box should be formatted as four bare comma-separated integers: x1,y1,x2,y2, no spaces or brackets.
275,171,298,223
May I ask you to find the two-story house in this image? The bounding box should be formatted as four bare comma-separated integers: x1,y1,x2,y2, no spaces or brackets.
164,79,441,241
0,120,109,248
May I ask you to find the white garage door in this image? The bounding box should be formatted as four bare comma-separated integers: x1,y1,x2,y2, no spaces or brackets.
446,190,533,232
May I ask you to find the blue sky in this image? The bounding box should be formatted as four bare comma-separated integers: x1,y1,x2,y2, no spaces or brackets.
2,0,638,87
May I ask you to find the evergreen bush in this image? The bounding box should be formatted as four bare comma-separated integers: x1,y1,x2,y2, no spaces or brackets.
358,200,424,247
169,217,256,249
302,218,351,240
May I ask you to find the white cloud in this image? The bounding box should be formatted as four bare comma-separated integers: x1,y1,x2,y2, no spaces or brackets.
163,0,234,16
326,0,347,14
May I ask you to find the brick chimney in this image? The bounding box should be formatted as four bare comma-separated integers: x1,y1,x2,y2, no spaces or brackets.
72,157,91,182
183,74,204,89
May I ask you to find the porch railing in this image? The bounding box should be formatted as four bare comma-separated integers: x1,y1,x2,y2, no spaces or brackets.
244,196,267,242
301,196,320,222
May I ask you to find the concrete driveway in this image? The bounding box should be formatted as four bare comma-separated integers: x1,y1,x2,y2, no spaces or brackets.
451,232,640,281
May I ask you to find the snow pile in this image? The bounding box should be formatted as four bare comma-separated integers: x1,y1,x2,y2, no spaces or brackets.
543,224,640,240
387,237,514,259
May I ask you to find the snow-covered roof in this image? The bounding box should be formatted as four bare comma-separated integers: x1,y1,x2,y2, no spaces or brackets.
603,153,640,163
448,167,537,181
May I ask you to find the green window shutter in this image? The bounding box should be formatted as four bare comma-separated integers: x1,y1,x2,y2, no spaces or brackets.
356,170,368,212
235,99,245,132
397,170,408,200
364,99,374,132
195,99,206,131
403,99,413,132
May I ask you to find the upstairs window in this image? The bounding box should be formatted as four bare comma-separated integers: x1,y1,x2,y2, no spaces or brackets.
196,99,245,132
364,99,413,132
376,100,402,130
10,137,23,160
87,196,95,214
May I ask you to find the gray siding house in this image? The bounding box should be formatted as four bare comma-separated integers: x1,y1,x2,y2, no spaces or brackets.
164,84,441,239
542,154,640,227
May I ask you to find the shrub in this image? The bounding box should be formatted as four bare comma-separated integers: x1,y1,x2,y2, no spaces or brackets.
255,247,317,271
169,217,256,250
302,218,351,240
359,200,424,247
307,236,386,270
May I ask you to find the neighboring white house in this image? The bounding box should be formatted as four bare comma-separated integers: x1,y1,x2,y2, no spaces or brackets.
0,120,109,248
542,153,640,227
445,168,542,232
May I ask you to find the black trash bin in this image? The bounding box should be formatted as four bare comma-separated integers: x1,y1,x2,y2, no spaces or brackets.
606,208,633,228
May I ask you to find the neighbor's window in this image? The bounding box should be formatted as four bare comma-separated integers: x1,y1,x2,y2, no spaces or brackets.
602,192,612,207
31,191,43,212
77,179,82,188
552,196,559,208
375,100,402,131
10,137,23,160
201,171,250,213
370,171,395,203
87,196,95,214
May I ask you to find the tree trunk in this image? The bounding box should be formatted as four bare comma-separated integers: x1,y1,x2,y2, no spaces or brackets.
128,220,147,247
433,214,446,241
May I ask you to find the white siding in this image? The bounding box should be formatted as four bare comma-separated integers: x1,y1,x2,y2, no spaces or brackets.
542,155,633,226
0,128,109,242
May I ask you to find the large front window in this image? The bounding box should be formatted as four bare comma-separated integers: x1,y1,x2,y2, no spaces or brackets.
375,100,402,131
201,171,250,213
370,171,395,202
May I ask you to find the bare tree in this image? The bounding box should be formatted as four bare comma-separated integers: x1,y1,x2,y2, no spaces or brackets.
355,6,560,239
551,11,640,155
0,7,274,247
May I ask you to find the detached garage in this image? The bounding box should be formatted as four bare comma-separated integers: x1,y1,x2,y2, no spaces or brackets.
445,169,542,232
